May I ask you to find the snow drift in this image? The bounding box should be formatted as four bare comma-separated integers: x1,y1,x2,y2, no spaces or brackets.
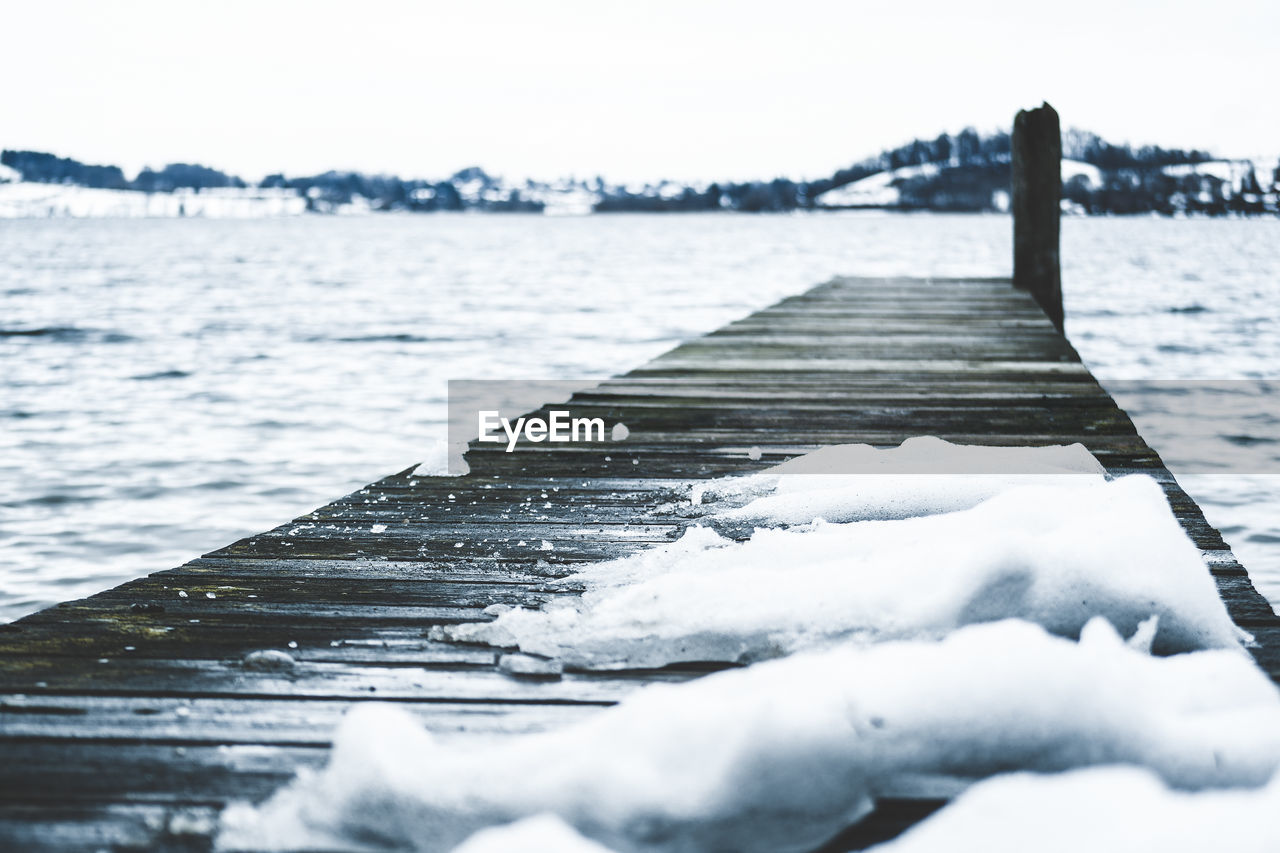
713,437,1106,525
869,765,1280,853
451,815,617,853
217,619,1280,853
434,475,1242,668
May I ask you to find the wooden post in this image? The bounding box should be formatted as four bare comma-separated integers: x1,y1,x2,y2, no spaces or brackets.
1012,102,1063,332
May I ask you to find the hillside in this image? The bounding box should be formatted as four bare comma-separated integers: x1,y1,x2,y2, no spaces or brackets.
2,128,1277,217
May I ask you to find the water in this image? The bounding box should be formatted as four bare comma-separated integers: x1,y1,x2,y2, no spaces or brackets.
2,213,1278,621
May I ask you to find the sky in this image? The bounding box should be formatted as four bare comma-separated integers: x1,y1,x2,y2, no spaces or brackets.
2,0,1276,183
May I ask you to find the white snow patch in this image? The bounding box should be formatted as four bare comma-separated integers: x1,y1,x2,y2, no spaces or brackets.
816,164,941,208
816,160,1100,208
533,187,601,217
1164,160,1243,183
217,619,1280,853
451,815,615,853
412,439,467,477
241,650,297,673
870,766,1280,853
718,437,1106,524
434,475,1239,668
1061,159,1103,188
0,182,306,218
497,653,563,679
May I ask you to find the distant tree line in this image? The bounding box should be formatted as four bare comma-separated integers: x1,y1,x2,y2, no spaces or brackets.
2,151,245,193
1,150,129,189
591,128,1256,214
805,128,1013,201
261,168,541,212
593,179,805,213
1061,129,1211,170
133,163,246,192
4,130,1277,217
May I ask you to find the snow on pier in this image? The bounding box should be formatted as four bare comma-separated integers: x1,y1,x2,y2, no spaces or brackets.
1,276,1277,851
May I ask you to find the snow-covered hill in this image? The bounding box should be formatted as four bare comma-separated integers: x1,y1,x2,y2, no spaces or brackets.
815,159,1103,209
0,183,307,218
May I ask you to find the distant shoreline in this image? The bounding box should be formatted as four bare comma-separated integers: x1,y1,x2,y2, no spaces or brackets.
1,184,1274,221
7,126,1278,218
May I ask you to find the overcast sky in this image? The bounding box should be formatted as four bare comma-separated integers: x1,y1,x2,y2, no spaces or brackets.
2,0,1275,183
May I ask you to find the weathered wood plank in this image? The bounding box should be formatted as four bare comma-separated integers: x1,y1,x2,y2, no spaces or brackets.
0,656,692,703
0,741,326,805
0,696,600,745
0,804,222,853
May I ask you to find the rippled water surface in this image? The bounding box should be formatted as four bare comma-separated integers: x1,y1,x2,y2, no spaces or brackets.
2,214,1279,619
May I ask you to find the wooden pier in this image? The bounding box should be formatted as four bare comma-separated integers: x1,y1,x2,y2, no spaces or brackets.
2,275,1278,851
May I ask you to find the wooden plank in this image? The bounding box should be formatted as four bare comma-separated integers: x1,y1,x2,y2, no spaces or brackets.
629,358,1092,374
0,804,222,853
0,741,325,804
0,655,692,703
0,696,600,744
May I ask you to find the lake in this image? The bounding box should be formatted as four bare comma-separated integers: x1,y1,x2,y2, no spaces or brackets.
2,212,1279,620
